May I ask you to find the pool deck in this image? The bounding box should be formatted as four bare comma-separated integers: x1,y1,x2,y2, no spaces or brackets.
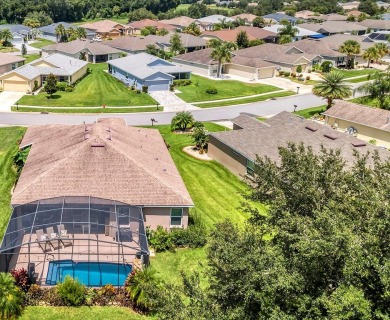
9,233,141,285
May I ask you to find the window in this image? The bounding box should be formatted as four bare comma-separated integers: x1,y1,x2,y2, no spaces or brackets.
246,159,255,176
170,208,183,227
11,63,16,70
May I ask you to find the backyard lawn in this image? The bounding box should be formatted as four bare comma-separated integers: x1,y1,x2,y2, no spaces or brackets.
332,68,379,79
29,38,55,49
176,74,280,103
17,63,157,107
295,105,326,119
24,54,41,64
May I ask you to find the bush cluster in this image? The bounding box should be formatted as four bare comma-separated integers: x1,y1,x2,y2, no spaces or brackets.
205,87,218,94
56,81,74,92
142,85,149,93
57,276,86,306
173,79,192,87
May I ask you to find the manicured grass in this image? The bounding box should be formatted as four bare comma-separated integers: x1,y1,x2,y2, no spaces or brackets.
73,17,129,25
347,75,371,83
333,68,379,79
295,105,326,119
29,38,55,49
194,91,295,108
350,96,382,108
17,63,157,107
20,306,146,320
176,74,280,103
11,106,162,113
24,54,41,64
0,45,18,53
0,127,27,238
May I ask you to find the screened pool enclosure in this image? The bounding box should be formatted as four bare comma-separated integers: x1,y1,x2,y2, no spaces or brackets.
0,196,149,287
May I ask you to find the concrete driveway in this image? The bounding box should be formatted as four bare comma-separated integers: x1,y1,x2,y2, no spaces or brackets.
0,91,25,112
149,91,199,112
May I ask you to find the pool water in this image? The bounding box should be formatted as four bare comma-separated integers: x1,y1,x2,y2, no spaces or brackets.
46,260,132,287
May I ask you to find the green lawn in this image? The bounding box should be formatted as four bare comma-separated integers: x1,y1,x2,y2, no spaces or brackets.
17,63,157,107
332,68,379,79
0,45,18,53
0,127,27,238
176,74,280,103
21,306,146,320
295,105,326,119
350,96,382,108
11,106,162,113
194,91,295,108
24,54,41,64
29,38,55,49
73,17,129,25
347,75,371,83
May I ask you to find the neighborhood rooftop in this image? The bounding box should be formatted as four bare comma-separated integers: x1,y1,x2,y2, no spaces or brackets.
43,39,122,55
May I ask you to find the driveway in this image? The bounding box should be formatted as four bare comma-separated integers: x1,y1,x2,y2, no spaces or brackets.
149,91,199,112
13,42,41,54
0,92,25,112
257,77,313,94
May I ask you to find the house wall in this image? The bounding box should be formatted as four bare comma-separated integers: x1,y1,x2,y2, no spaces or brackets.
0,62,23,76
325,116,390,148
143,207,189,229
172,59,212,76
258,67,276,79
70,65,88,83
208,135,248,176
223,64,257,79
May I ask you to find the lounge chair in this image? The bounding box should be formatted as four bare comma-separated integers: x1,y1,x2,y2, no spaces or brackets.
57,224,72,247
46,227,61,250
35,229,51,252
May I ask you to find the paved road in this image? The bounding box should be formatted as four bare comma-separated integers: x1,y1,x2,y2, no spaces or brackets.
0,93,324,126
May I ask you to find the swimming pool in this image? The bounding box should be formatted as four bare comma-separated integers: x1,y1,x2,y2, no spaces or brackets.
46,260,132,287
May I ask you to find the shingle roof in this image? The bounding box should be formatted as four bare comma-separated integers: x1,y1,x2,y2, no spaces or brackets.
80,20,127,33
127,19,176,31
108,52,190,79
319,34,374,51
202,26,277,42
286,39,345,58
263,24,321,37
231,13,258,22
358,19,390,30
298,21,367,34
196,15,234,24
262,13,297,23
38,22,95,36
0,24,31,35
104,36,156,52
160,16,195,27
12,118,193,206
0,53,25,66
43,39,122,55
210,112,389,166
146,33,207,48
323,100,390,132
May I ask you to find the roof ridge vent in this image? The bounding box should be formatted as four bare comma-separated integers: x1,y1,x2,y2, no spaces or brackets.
324,133,338,140
91,138,106,147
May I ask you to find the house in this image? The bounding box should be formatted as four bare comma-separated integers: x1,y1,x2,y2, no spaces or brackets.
195,15,235,31
42,39,123,63
347,10,365,18
295,10,317,20
201,26,277,43
298,21,368,35
80,20,130,39
127,19,177,35
159,16,196,31
105,33,206,54
0,117,193,285
208,112,389,177
263,24,323,41
338,1,360,11
233,43,322,73
366,30,390,46
0,54,88,92
323,100,390,148
0,53,25,76
172,47,277,79
0,24,31,44
380,13,390,20
376,1,390,9
231,13,258,25
262,13,297,24
358,19,390,31
38,22,96,42
108,53,191,91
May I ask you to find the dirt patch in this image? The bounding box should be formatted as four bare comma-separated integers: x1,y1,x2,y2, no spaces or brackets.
183,146,212,161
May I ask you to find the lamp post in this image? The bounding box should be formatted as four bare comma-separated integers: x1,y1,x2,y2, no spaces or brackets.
156,103,160,111
296,86,300,94
293,105,298,112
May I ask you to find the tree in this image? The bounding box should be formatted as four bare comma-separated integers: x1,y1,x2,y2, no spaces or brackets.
252,16,265,27
44,73,58,98
21,43,27,56
312,71,352,108
279,34,293,44
146,44,162,58
23,11,52,27
236,30,249,48
358,0,379,16
232,17,246,28
209,39,237,78
157,28,169,36
128,8,157,22
170,34,184,56
0,272,24,320
76,27,87,39
214,17,233,30
55,23,66,42
373,42,388,61
248,39,264,47
355,69,390,109
339,40,360,69
171,111,194,131
187,3,208,19
0,29,14,46
192,124,209,152
277,23,299,39
362,46,380,68
184,22,201,36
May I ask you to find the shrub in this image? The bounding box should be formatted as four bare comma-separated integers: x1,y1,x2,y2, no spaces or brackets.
142,85,148,93
296,65,303,73
33,80,39,91
171,224,207,248
321,61,332,73
0,272,24,319
206,87,218,94
306,76,311,80
291,73,296,78
308,69,312,73
171,111,194,132
10,268,31,292
136,89,141,94
284,72,291,77
56,81,68,91
368,139,377,145
56,276,86,306
65,86,74,92
147,226,175,252
26,284,44,305
169,84,175,92
174,79,192,86
279,71,285,76
131,85,135,90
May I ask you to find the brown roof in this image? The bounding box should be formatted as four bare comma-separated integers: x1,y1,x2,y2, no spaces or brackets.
323,100,390,132
12,118,193,207
298,21,367,34
358,19,390,30
145,33,207,48
210,112,389,166
104,36,156,52
319,34,375,51
80,20,128,33
0,53,25,66
202,26,277,42
160,16,195,28
43,39,122,55
231,13,258,22
286,39,346,58
127,19,176,31
347,10,365,17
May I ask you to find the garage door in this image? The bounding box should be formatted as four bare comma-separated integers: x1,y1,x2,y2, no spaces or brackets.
144,80,170,92
2,80,28,92
258,67,275,79
225,65,254,79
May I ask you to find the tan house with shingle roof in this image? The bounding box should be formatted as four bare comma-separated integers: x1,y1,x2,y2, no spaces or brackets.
0,53,25,76
160,16,195,30
201,26,277,43
12,118,193,229
323,101,390,148
127,19,176,35
80,20,130,39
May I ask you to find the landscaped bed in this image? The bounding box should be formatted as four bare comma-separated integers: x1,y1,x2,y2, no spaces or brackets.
176,74,280,103
17,63,157,108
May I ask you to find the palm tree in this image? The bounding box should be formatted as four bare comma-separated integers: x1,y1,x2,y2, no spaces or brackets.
184,22,201,36
209,39,237,78
0,272,24,320
171,111,195,131
76,27,87,39
355,69,390,109
0,28,14,45
339,40,360,69
312,71,352,109
362,47,380,68
125,267,159,311
55,23,66,42
373,43,388,62
279,34,293,44
277,23,299,40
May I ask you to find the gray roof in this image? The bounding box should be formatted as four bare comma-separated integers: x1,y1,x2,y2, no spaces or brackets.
210,112,389,166
358,19,390,30
263,24,321,37
286,39,346,58
108,52,191,80
298,21,367,34
0,24,31,35
43,39,122,55
146,33,207,48
2,53,88,80
319,34,375,51
38,22,95,36
196,15,234,24
263,13,297,23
